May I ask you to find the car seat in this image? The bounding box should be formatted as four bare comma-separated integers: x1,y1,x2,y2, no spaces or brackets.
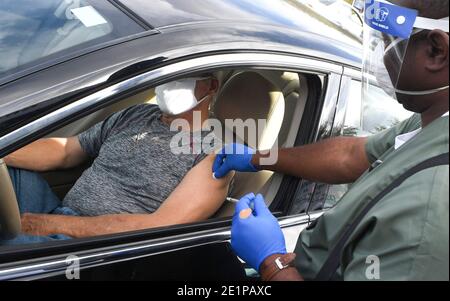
212,70,307,217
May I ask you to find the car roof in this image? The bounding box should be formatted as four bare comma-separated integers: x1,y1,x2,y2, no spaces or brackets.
124,0,362,47
124,0,313,28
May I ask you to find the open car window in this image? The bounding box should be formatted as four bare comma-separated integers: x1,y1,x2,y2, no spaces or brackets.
0,0,144,81
0,68,309,253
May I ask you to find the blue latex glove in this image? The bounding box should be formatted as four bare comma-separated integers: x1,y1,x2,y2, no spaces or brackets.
231,193,287,271
212,143,259,179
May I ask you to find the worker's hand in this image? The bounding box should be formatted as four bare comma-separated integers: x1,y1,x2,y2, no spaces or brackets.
231,193,287,271
213,143,258,179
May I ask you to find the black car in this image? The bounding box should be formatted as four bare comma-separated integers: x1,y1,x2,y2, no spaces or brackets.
0,0,411,280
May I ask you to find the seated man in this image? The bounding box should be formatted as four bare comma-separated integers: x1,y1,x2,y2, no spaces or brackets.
3,75,233,244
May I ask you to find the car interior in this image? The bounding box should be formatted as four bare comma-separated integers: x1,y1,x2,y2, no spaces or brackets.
0,68,310,243
42,68,309,219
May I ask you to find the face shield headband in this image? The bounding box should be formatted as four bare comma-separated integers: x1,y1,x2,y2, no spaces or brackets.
363,0,449,99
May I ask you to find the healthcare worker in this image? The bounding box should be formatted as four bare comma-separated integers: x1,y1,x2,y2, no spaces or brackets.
213,0,449,281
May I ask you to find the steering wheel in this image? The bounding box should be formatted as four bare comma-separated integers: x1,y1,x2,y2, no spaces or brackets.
0,159,21,239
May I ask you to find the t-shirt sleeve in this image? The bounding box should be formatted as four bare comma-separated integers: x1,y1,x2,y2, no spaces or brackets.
192,131,220,167
365,114,422,164
78,104,150,158
342,166,449,281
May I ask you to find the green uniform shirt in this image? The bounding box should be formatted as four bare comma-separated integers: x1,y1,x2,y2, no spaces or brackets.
295,114,449,281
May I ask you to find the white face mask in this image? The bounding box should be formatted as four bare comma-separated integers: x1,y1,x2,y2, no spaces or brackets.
156,78,211,115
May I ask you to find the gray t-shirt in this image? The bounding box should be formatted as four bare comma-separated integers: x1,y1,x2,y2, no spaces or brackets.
62,104,215,216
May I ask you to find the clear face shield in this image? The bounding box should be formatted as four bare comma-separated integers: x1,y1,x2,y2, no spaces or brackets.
362,0,449,102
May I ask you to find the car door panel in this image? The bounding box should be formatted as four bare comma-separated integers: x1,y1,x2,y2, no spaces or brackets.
0,50,342,280
43,242,248,281
0,214,310,280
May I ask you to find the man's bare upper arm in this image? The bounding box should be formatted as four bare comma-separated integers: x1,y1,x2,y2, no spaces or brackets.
154,154,234,225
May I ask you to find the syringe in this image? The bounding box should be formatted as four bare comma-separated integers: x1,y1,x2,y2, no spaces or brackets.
226,197,255,210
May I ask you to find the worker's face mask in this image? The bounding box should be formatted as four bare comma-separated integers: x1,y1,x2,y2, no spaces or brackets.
362,0,449,102
156,77,211,116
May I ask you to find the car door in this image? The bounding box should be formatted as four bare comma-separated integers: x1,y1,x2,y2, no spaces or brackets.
302,67,414,215
0,52,343,281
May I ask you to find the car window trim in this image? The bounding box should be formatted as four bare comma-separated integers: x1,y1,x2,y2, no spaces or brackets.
306,69,362,212
108,0,154,30
0,52,342,157
0,52,342,279
0,30,160,87
0,214,310,281
343,66,362,81
306,73,353,211
293,73,344,214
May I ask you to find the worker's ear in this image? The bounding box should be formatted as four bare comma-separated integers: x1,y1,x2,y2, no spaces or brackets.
424,30,449,73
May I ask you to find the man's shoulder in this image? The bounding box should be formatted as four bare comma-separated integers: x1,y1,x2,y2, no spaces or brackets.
378,113,422,141
402,113,422,131
365,114,421,163
122,103,160,118
112,103,161,127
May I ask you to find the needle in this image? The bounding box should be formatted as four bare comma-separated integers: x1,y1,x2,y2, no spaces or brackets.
226,197,255,210
226,197,240,203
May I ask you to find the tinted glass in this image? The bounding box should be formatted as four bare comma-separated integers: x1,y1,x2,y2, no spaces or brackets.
0,0,143,80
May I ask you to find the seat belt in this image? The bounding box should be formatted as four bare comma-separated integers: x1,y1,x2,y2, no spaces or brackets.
315,152,449,281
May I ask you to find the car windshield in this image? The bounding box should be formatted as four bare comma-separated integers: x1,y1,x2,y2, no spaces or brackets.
0,0,143,80
298,0,363,40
